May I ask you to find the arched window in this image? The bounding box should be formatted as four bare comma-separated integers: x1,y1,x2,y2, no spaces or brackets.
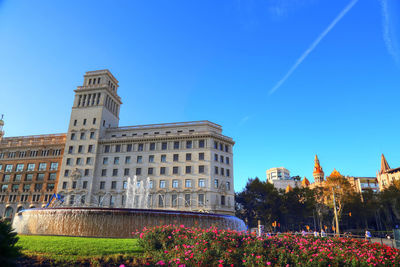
17,206,24,213
4,207,13,218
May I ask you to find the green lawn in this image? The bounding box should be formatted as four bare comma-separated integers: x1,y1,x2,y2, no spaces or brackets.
17,235,143,263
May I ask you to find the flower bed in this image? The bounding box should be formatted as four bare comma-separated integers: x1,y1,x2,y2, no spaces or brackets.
138,225,400,266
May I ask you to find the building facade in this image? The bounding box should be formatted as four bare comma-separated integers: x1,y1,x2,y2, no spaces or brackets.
266,167,300,190
0,70,235,217
0,133,65,219
377,154,400,191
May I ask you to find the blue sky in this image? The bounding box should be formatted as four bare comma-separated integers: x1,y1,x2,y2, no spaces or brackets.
0,0,399,191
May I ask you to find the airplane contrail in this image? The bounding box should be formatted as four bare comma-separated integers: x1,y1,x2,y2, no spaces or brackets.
269,0,359,95
380,0,399,64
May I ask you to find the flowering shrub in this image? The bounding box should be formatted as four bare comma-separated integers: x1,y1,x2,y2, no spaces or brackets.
137,225,400,266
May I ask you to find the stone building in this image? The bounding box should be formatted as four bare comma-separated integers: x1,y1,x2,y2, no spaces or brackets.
0,70,236,218
53,69,235,215
377,154,400,191
0,128,65,219
266,167,300,191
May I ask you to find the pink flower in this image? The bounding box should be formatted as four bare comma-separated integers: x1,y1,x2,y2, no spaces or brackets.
267,262,271,265
156,261,165,265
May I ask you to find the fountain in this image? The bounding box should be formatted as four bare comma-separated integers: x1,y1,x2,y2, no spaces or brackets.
12,176,246,237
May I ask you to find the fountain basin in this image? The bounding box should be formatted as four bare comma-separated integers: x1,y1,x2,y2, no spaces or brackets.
12,207,246,238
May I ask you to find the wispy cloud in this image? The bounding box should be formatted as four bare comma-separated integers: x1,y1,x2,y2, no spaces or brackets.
380,0,399,65
238,115,251,126
269,0,359,95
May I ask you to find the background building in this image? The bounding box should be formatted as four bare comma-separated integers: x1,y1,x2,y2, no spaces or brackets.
0,132,65,219
377,154,400,191
266,167,300,190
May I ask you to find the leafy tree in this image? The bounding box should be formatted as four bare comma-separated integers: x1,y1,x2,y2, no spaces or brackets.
0,219,21,266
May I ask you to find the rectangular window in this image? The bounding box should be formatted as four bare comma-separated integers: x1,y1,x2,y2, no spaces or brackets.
149,180,153,188
215,167,218,175
221,195,226,206
101,169,107,176
35,183,43,191
86,157,92,164
173,166,179,174
198,179,205,188
76,158,82,165
138,144,144,151
199,153,204,161
78,145,83,153
125,156,131,164
115,145,121,152
173,154,179,162
172,180,179,188
37,173,45,181
80,132,85,140
185,179,192,188
62,182,67,189
26,174,33,181
49,173,57,180
199,139,205,148
136,168,141,175
173,141,179,149
114,157,120,164
71,133,76,140
159,180,166,188
214,154,218,161
214,179,219,189
104,145,110,153
225,145,229,152
186,141,192,149
219,143,223,151
161,142,167,150
199,165,205,173
66,158,72,165
3,174,10,182
72,181,77,189
148,167,153,175
88,145,93,153
186,153,191,161
149,155,154,163
93,118,96,125
137,156,142,163
185,166,191,174
214,141,218,149
127,144,132,152
226,182,231,191
112,169,118,176
198,194,204,206
150,143,156,151
221,168,225,176
161,154,166,162
74,120,77,126
90,131,95,139
64,170,70,177
123,181,128,189
50,162,58,170
227,169,230,177
100,181,105,190
14,174,22,182
26,163,35,171
185,194,191,207
16,164,24,172
160,167,166,175
220,155,224,163
226,157,230,164
5,164,13,172
84,169,89,176
111,181,117,189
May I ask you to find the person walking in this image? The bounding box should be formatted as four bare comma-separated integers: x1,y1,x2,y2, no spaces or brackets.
365,230,372,242
320,229,327,237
